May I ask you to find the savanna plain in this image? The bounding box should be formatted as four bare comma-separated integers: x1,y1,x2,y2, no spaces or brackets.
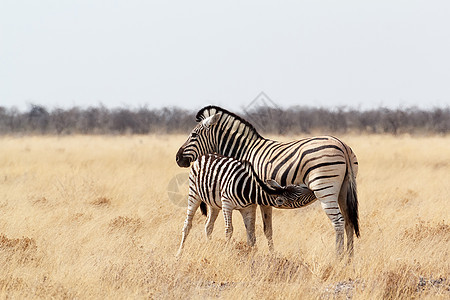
0,134,449,299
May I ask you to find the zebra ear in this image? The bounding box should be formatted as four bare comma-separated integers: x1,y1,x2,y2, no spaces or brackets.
266,179,284,190
202,113,221,128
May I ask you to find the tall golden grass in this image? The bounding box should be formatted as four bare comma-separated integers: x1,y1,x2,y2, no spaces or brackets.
0,134,449,299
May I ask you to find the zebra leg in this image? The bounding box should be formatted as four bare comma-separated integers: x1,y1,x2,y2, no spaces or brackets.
259,205,274,251
205,207,220,239
222,201,234,241
238,204,257,247
319,195,345,257
176,196,201,257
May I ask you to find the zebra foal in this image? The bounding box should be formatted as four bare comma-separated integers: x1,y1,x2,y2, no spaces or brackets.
177,153,312,257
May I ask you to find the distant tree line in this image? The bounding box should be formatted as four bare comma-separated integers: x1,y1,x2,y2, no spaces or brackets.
0,104,449,135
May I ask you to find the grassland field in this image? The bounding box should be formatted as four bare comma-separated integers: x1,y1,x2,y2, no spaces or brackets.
0,134,449,299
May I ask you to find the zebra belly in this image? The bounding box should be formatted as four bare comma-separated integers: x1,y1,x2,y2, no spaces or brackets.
199,190,223,210
204,195,223,210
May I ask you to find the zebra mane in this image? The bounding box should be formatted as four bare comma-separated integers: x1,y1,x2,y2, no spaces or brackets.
195,105,262,139
240,160,281,195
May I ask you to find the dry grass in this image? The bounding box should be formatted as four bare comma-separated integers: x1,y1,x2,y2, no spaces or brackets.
0,134,449,299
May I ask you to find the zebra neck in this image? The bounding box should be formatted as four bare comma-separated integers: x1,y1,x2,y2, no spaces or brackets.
216,126,267,160
256,189,278,206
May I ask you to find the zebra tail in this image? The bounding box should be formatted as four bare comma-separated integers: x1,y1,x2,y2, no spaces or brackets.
347,168,360,238
199,202,207,216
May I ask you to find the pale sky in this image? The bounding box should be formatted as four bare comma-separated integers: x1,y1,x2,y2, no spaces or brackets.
1,0,449,112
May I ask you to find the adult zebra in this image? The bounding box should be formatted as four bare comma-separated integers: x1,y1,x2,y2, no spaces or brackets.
176,106,359,256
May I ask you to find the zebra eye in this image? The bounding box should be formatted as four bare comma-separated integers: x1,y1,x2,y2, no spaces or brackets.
191,132,198,138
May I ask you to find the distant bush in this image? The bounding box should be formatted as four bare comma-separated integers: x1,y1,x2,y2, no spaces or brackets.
0,104,448,135
244,106,450,135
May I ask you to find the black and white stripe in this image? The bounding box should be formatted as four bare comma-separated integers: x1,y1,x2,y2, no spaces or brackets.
177,153,312,257
176,106,359,256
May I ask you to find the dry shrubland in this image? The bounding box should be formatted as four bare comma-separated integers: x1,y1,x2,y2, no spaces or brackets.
0,134,449,299
1,105,450,135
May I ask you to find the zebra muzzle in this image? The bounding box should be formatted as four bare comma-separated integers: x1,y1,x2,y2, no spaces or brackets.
176,148,191,167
